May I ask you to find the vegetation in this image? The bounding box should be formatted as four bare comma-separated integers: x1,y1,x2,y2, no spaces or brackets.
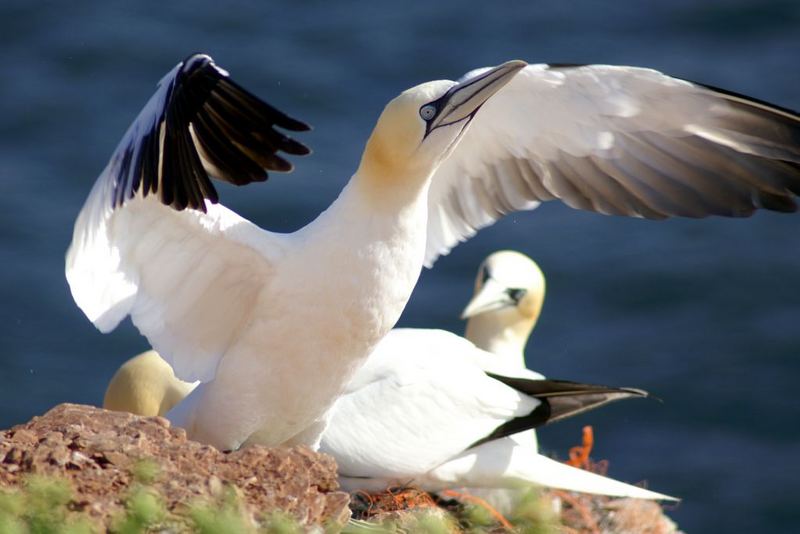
0,476,93,534
0,462,563,533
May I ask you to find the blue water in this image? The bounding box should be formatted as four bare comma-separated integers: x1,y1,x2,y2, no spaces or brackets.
1,1,799,531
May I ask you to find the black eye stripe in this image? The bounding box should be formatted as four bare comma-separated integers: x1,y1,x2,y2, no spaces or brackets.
507,288,527,302
481,266,491,284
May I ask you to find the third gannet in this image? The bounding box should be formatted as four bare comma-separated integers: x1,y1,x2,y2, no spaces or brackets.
69,53,800,451
461,250,547,458
103,350,196,417
463,250,546,368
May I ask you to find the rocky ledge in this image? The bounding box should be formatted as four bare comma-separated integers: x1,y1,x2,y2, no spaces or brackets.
0,404,681,533
0,404,350,530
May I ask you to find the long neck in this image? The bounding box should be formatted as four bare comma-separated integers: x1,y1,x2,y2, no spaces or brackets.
295,164,433,352
465,310,538,367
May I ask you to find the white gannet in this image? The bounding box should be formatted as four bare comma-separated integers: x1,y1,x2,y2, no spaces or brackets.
460,251,577,511
463,250,546,369
462,250,546,456
319,253,670,500
319,328,674,500
69,53,800,450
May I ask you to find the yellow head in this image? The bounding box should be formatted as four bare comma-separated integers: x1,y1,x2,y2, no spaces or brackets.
358,61,527,184
463,250,546,358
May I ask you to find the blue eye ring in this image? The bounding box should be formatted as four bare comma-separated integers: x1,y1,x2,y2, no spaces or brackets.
419,104,437,121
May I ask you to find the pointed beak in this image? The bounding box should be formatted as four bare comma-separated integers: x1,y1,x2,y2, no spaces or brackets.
426,60,527,135
460,278,516,319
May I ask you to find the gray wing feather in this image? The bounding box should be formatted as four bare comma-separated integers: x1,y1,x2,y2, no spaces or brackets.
425,64,800,266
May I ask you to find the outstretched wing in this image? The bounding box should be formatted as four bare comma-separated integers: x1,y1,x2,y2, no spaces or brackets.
425,64,800,265
106,53,310,212
66,54,310,383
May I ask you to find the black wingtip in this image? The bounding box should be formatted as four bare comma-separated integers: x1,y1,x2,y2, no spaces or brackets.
280,115,313,132
467,375,650,449
181,53,215,72
108,54,312,213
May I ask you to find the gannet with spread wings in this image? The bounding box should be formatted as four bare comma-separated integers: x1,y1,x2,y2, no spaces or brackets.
68,54,799,450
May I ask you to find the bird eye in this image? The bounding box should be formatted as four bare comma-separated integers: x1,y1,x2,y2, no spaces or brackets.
419,104,437,121
507,288,527,303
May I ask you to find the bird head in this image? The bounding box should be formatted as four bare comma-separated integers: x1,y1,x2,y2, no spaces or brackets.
358,61,527,183
462,250,546,357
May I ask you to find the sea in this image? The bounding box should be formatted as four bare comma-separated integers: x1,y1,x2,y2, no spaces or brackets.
1,1,798,531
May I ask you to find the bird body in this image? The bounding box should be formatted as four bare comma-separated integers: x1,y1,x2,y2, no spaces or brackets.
165,175,431,448
321,328,541,479
321,328,673,501
69,56,525,449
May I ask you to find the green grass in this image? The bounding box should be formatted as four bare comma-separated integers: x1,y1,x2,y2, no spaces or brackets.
0,468,565,533
0,476,93,534
189,487,254,534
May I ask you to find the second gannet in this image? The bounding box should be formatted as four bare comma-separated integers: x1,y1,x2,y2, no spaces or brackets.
319,329,674,500
69,53,799,451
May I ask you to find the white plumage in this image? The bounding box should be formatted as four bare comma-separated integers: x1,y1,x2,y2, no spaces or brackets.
69,54,799,451
320,328,673,500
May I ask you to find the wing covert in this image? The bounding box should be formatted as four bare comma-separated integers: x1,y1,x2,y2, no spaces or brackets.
425,64,800,266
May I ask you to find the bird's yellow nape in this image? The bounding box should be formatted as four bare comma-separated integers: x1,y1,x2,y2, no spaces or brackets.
358,80,455,184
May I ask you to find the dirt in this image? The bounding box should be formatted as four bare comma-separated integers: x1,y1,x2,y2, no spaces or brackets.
0,403,351,530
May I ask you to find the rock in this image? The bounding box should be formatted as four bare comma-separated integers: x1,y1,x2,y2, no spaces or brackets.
0,404,681,533
0,403,350,530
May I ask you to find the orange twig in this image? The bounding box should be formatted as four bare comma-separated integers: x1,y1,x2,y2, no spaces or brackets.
566,425,594,469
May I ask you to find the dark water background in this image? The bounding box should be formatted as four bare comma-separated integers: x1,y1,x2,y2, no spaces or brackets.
1,1,799,531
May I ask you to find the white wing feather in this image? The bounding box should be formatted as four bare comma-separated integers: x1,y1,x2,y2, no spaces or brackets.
426,437,676,500
320,329,541,478
425,64,800,265
66,55,309,383
67,187,285,383
322,329,640,482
